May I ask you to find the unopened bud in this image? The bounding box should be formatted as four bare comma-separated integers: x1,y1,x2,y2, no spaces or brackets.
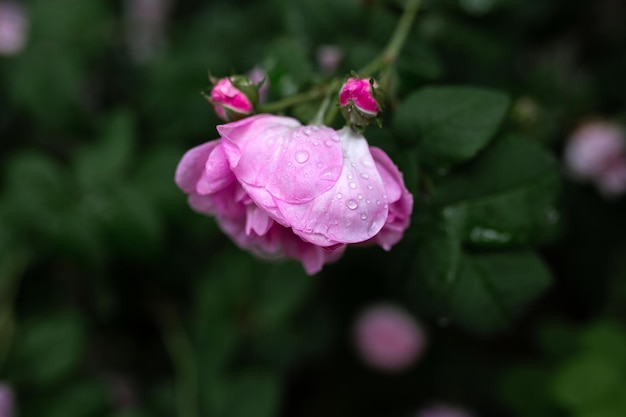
339,76,382,128
206,76,257,122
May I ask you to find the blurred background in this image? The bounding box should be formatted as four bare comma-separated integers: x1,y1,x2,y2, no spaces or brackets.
1,0,626,416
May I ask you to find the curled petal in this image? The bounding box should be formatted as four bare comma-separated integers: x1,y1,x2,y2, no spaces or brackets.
196,143,235,194
369,147,413,250
175,140,220,193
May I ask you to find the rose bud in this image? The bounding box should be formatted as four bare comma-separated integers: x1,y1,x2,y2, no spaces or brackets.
206,76,258,122
339,76,382,128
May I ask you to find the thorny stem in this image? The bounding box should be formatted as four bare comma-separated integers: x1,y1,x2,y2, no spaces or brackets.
157,305,199,417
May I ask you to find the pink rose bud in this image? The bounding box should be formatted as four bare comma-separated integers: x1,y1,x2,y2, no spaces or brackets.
316,45,344,75
0,1,28,56
354,304,426,371
416,404,474,417
0,383,14,417
339,76,382,128
564,120,626,181
207,77,257,122
175,115,413,274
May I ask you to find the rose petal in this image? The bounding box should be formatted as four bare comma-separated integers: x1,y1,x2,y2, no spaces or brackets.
219,115,344,204
196,143,235,194
275,127,389,244
175,140,219,193
369,147,413,250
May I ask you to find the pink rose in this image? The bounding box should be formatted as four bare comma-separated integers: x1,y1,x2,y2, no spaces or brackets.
175,114,413,274
354,304,426,371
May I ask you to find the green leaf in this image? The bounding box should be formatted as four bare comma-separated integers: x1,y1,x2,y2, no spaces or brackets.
434,135,561,247
10,311,86,386
446,251,552,334
393,86,510,167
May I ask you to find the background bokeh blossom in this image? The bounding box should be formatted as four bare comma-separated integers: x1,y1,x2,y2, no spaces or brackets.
1,1,626,417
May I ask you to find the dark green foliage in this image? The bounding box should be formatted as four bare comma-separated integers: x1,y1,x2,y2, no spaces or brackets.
1,0,625,416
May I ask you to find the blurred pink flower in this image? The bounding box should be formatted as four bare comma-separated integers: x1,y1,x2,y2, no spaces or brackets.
564,120,626,198
416,404,474,417
0,383,14,417
209,77,255,121
354,304,425,371
0,1,28,56
564,121,625,180
175,114,413,274
248,66,269,104
125,0,170,63
596,155,626,197
316,45,344,74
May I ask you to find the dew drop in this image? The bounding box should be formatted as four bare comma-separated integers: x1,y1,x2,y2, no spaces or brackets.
303,127,312,136
313,141,319,146
366,199,371,204
316,162,324,168
376,200,381,205
287,161,292,167
349,182,357,189
324,140,334,147
295,150,310,163
360,173,369,179
350,162,356,167
346,199,358,210
336,193,343,199
347,174,353,180
367,185,373,190
360,213,368,220
357,194,363,200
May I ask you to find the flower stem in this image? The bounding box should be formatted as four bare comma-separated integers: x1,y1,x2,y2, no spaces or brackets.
359,0,423,77
258,87,327,113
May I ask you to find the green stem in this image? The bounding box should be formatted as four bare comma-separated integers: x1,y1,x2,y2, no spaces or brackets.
258,87,327,113
157,305,199,417
359,0,423,77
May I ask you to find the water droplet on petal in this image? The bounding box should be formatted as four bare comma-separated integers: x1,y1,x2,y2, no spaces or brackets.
351,162,356,167
347,199,358,210
349,182,357,189
287,161,292,167
324,140,334,147
367,185,373,190
360,173,369,179
347,174,353,180
366,199,371,204
313,141,319,146
357,194,363,200
295,150,310,163
376,200,381,205
360,213,368,220
303,127,312,136
336,193,343,199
